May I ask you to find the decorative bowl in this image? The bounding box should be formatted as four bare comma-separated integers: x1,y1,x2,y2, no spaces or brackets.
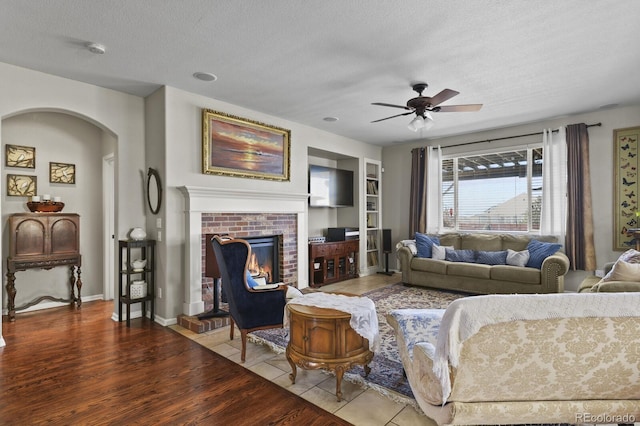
27,201,65,213
131,259,147,271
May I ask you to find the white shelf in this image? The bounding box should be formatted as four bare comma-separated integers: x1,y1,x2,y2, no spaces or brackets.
363,159,382,272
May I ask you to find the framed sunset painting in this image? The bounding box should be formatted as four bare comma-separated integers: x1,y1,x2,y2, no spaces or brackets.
202,109,290,181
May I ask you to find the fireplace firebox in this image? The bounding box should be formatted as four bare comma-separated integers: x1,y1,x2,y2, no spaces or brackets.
243,235,281,284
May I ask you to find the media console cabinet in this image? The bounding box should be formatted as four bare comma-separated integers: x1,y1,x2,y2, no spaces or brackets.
6,213,82,321
308,240,358,287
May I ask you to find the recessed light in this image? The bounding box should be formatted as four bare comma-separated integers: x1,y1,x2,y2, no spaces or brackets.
323,117,339,122
86,42,106,55
193,72,217,82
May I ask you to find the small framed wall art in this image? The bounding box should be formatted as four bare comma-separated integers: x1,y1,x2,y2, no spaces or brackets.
7,174,37,196
5,144,35,168
202,109,291,181
50,162,76,184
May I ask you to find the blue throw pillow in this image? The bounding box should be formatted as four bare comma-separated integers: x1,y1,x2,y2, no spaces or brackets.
526,239,562,269
415,233,440,258
245,270,260,288
445,248,476,263
476,250,508,265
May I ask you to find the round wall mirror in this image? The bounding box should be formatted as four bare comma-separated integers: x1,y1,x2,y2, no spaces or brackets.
147,168,162,215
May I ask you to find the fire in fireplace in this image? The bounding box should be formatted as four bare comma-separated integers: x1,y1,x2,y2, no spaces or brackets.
244,235,281,284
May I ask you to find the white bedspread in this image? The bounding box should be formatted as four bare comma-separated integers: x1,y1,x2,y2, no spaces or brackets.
286,292,380,352
434,292,640,403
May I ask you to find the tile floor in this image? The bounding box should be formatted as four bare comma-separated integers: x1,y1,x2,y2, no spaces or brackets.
170,272,436,426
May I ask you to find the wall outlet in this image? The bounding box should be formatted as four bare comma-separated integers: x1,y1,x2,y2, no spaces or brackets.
157,230,162,242
158,287,162,298
156,218,162,229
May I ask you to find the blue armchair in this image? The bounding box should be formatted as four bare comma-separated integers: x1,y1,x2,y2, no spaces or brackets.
211,235,287,362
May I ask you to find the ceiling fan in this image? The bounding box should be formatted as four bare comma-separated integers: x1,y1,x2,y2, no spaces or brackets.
371,83,482,131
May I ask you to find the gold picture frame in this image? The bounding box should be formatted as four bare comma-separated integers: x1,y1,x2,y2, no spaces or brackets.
5,144,35,168
202,109,290,181
7,174,37,196
50,162,76,184
613,126,640,250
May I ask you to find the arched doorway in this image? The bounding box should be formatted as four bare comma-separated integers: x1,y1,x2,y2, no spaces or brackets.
1,109,117,319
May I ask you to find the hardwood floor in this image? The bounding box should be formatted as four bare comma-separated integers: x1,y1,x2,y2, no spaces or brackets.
0,302,351,425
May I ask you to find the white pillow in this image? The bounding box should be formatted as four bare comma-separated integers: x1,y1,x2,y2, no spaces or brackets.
598,259,640,283
601,249,640,281
286,285,304,299
432,245,454,260
506,249,530,267
399,239,417,255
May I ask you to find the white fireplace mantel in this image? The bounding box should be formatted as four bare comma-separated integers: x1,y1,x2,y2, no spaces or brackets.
179,186,310,316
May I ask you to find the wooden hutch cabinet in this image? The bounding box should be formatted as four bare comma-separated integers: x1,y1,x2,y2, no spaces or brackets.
308,240,358,287
6,213,82,321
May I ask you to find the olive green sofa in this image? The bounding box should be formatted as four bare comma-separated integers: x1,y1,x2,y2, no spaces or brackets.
396,233,569,294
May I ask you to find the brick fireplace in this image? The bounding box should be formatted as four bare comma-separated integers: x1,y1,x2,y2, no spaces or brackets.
201,213,297,311
179,186,309,316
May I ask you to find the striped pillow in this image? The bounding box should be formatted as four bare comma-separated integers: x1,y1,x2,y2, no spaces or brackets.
476,250,508,265
445,248,477,263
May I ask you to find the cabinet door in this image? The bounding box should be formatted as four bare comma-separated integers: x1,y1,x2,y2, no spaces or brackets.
50,216,79,255
306,318,337,359
326,257,336,280
339,320,369,358
288,313,307,355
12,218,46,257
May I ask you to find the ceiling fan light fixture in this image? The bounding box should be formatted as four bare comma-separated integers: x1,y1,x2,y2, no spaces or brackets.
407,115,425,132
408,112,435,132
423,112,435,130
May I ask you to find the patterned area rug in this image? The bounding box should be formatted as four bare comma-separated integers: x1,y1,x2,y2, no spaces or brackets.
249,283,468,404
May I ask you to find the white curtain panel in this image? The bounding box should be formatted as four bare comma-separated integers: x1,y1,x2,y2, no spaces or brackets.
540,127,567,241
426,145,443,233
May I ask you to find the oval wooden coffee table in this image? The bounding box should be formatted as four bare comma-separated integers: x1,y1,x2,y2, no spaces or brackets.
286,303,374,401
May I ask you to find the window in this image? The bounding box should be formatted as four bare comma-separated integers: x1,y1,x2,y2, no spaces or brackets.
442,147,543,232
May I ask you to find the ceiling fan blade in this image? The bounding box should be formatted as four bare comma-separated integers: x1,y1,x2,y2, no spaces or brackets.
371,102,411,110
371,111,414,123
429,89,459,106
436,104,483,112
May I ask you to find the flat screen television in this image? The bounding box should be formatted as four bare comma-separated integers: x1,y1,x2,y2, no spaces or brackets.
308,165,354,208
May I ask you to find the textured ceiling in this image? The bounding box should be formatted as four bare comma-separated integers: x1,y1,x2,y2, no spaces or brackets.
1,0,639,146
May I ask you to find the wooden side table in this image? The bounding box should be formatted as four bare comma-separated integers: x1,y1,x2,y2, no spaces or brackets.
286,303,374,401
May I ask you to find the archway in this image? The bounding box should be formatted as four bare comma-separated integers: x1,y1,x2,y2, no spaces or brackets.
1,109,117,324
